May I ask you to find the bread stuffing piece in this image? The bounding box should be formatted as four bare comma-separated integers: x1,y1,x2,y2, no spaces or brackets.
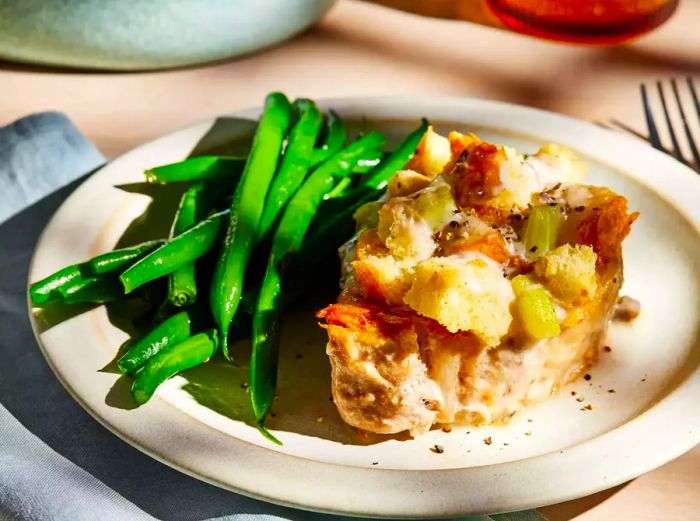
318,128,638,436
403,255,514,344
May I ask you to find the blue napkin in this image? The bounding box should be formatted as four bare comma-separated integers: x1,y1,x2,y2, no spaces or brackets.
0,112,548,521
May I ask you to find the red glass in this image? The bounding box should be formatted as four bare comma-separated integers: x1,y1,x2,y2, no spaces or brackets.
485,0,679,44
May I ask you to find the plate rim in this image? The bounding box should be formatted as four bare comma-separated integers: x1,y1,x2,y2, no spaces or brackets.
28,95,700,518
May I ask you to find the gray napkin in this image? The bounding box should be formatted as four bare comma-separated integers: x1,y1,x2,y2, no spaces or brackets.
0,112,547,521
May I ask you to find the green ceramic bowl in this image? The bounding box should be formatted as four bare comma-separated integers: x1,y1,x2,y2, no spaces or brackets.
0,0,335,71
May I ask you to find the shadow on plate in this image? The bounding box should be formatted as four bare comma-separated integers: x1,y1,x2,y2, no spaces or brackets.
179,290,412,446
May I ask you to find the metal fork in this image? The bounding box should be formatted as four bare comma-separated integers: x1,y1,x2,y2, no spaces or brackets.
641,78,700,172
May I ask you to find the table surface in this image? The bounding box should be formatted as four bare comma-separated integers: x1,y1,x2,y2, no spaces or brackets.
0,1,698,519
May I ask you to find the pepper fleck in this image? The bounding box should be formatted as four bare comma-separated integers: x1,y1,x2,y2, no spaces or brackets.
604,346,612,353
584,374,592,381
529,246,538,253
608,389,616,393
372,462,379,466
431,444,445,454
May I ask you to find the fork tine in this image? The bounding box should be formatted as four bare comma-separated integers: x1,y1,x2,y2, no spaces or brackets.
688,77,700,131
656,80,685,163
641,84,663,151
608,118,650,142
671,79,700,171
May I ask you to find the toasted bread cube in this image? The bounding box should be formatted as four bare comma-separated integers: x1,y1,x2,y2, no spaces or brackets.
403,256,514,345
448,131,481,160
378,177,457,261
405,126,451,177
352,254,410,305
534,144,587,184
535,244,598,304
387,169,432,198
377,202,435,261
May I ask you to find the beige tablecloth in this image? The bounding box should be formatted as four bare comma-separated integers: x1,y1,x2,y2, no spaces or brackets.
0,1,697,519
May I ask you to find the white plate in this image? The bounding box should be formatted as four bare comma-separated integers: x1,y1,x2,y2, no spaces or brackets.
28,97,700,518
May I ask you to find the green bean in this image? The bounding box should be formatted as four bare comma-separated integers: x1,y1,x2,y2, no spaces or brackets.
117,311,192,375
258,99,324,239
211,92,293,357
351,149,383,174
83,240,165,276
302,119,430,254
29,265,82,305
167,184,209,307
324,177,352,199
131,329,219,405
29,241,166,306
250,131,386,429
311,110,346,165
362,118,428,190
60,276,124,305
145,156,245,184
120,210,229,294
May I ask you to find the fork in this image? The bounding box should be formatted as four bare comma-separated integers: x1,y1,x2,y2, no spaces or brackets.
641,78,700,172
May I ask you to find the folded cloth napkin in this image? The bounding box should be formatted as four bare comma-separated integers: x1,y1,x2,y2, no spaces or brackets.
0,112,548,521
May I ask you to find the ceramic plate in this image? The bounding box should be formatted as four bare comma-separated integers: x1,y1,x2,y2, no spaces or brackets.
28,97,700,518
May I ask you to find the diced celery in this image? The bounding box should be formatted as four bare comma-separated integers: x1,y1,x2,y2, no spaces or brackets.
514,286,561,339
411,181,457,229
353,201,383,229
511,274,540,296
523,205,563,258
